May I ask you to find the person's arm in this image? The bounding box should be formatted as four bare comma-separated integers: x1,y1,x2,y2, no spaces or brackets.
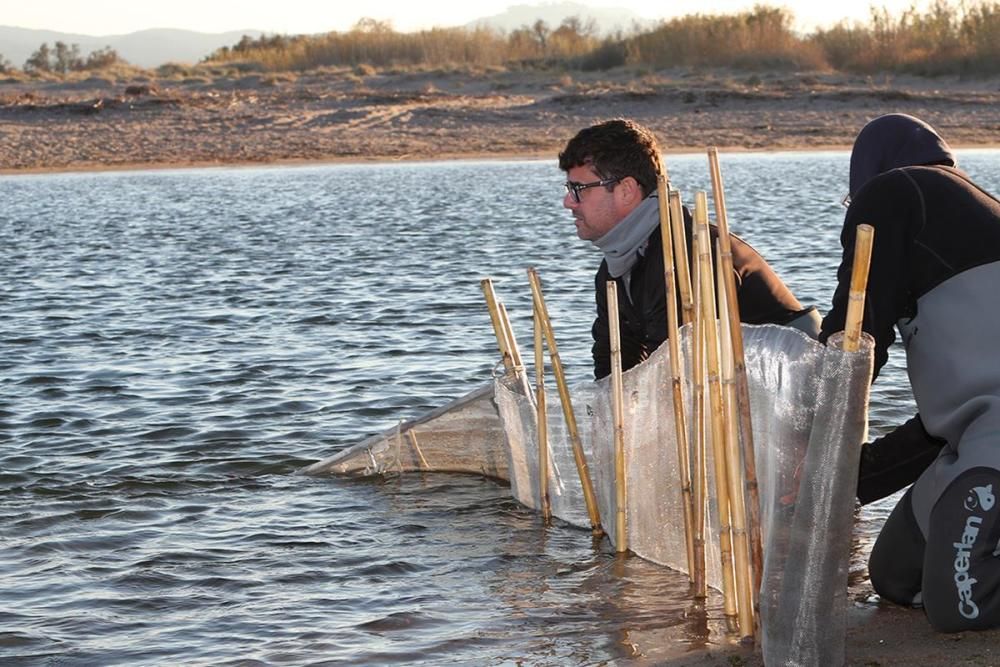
858,414,945,504
592,268,611,380
725,229,808,327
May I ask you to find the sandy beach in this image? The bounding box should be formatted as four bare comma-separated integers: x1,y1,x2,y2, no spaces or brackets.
2,66,999,173
5,65,1000,665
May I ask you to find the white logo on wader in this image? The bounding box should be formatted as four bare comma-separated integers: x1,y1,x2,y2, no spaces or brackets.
964,484,995,511
955,484,993,619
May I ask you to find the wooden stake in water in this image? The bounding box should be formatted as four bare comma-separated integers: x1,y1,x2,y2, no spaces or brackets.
527,267,604,537
708,147,762,633
716,237,755,640
843,224,875,352
607,280,628,553
657,176,698,585
481,278,516,374
669,190,695,327
498,301,524,370
690,212,708,599
694,192,739,623
533,303,551,520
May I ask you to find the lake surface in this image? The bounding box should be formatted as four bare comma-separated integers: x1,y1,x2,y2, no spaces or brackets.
3,150,999,665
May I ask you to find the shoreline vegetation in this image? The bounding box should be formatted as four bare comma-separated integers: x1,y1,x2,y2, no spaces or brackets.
2,2,1000,174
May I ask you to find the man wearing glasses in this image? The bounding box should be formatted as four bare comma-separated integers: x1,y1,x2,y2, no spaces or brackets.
558,118,820,381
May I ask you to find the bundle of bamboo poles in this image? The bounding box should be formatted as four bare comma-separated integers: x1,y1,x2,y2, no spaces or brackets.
480,275,603,536
604,151,875,641
479,150,875,644
642,155,761,639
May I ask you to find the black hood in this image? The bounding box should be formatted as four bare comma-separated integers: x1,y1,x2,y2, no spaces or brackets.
849,113,956,197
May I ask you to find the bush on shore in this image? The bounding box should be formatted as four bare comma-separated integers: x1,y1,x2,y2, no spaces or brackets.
5,1,1000,80
811,0,1000,75
198,1,1000,77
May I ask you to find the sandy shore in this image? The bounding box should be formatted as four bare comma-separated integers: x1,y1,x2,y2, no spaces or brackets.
2,67,999,173
5,65,1000,665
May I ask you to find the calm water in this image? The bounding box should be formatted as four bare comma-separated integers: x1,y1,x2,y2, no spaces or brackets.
3,151,999,665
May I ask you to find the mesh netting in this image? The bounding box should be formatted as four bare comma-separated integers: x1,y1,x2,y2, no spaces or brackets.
301,382,510,479
304,324,873,666
494,324,873,667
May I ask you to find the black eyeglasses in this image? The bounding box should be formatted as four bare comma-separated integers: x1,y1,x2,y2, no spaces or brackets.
564,177,622,203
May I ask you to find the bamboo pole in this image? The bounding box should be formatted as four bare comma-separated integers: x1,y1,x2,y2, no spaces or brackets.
716,237,755,638
607,281,628,553
657,176,698,584
695,192,739,623
669,190,695,327
708,147,763,625
406,429,430,470
843,224,875,352
533,303,551,520
690,217,708,599
527,267,604,536
498,302,525,370
480,278,516,374
396,420,405,472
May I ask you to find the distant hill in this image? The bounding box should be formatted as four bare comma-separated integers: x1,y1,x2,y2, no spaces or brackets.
467,2,653,34
0,26,263,69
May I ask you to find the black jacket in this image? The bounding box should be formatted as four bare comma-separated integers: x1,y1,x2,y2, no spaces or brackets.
592,207,808,379
819,165,1000,376
820,165,1000,504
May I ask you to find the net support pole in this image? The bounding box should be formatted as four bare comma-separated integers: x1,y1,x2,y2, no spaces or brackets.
695,191,739,623
657,176,698,585
527,267,604,537
716,237,755,640
406,429,430,470
499,302,525,370
533,303,552,520
690,211,708,600
669,191,695,327
709,147,761,636
843,224,875,352
607,280,628,553
481,278,516,374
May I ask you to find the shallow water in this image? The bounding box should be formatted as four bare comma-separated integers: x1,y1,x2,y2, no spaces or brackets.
3,151,999,665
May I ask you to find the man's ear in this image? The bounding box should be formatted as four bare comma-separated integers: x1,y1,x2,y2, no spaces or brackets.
617,176,643,207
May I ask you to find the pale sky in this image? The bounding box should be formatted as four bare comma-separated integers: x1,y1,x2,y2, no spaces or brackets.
4,0,925,36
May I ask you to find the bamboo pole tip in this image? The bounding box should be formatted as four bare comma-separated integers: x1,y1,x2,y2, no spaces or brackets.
854,223,875,247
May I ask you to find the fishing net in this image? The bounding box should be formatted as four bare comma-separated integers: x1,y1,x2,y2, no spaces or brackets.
304,323,874,666
494,323,873,667
301,382,510,479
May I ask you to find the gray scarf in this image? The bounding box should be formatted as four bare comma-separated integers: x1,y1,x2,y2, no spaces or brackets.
592,195,661,278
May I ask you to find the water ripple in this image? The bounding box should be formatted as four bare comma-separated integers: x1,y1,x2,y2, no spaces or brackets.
2,154,999,664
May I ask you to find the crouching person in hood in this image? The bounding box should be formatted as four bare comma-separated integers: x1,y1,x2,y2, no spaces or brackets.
820,113,1000,632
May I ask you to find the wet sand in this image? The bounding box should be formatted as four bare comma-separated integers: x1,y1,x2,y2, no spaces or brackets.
4,65,1000,665
2,67,999,173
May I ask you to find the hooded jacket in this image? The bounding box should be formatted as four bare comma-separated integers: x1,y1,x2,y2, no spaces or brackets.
820,114,1000,527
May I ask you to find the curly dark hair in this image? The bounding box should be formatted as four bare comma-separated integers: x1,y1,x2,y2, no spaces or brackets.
558,119,663,197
